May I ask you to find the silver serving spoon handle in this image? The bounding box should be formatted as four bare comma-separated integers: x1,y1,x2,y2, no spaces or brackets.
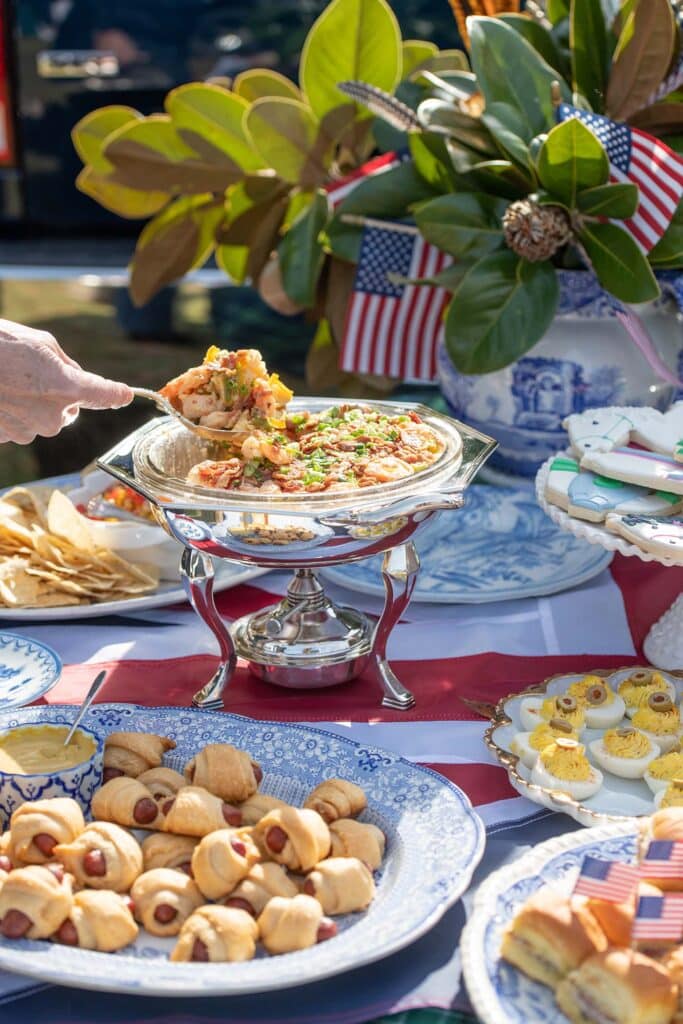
63,670,107,746
130,387,250,445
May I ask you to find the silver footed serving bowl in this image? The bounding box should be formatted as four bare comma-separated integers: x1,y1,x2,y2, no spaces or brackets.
98,398,496,710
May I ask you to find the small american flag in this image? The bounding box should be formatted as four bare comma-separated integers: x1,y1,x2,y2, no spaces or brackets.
639,840,683,881
325,151,408,210
573,855,639,903
633,893,683,942
340,222,452,382
557,104,683,253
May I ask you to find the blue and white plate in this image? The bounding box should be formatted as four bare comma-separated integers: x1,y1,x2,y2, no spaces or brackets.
321,484,613,603
0,704,485,997
0,632,61,710
461,821,635,1024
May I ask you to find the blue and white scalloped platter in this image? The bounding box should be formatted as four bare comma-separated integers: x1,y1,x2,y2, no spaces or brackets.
321,484,613,603
461,822,636,1024
0,703,485,997
0,632,61,711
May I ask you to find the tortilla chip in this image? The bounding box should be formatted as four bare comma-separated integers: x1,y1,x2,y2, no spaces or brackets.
46,491,96,554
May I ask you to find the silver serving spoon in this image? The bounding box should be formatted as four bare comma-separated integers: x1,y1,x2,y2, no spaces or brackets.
131,387,250,445
63,670,107,747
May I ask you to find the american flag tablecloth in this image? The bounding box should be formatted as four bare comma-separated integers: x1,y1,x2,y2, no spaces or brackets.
0,551,681,1023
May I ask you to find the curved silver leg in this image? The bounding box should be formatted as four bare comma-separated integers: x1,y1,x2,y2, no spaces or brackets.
368,542,418,711
180,547,236,710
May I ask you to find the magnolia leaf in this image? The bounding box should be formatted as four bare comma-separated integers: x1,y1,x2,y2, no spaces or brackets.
216,242,249,284
481,101,534,172
416,50,470,75
130,194,224,305
283,190,315,230
104,115,242,194
577,182,638,218
232,69,302,103
417,99,496,155
300,0,401,121
409,133,460,192
324,218,363,263
335,159,435,217
466,159,533,198
650,202,683,266
165,83,263,171
578,220,660,301
217,181,290,247
401,40,438,77
76,166,170,219
606,0,676,121
499,14,570,78
279,190,329,307
445,251,559,374
245,98,328,187
548,0,570,21
536,117,609,206
468,17,571,141
72,106,141,173
629,103,683,135
415,192,508,260
570,0,609,113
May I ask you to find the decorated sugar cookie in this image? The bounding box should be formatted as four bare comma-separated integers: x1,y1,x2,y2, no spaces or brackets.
565,403,683,460
545,455,681,522
605,513,683,564
581,448,683,496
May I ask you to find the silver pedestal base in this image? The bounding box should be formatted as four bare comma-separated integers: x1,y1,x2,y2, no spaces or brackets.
179,543,420,711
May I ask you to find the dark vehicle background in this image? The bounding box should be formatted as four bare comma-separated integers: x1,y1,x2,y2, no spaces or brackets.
4,0,462,234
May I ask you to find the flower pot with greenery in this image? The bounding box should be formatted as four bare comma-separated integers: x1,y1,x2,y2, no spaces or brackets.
72,0,683,474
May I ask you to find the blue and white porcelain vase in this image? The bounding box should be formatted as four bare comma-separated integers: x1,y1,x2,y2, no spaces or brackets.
437,270,683,477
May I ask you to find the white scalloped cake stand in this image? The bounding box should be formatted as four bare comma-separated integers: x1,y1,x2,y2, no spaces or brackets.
536,454,683,670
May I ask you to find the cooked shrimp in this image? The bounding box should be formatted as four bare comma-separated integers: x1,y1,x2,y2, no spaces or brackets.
187,459,242,489
362,456,412,483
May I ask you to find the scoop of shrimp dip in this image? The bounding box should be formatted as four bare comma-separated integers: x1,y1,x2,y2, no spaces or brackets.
186,404,445,494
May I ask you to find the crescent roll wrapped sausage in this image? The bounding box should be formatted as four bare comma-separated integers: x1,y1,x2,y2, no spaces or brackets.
137,767,186,802
191,828,260,901
184,744,262,804
54,890,138,952
329,819,385,870
0,864,73,939
257,894,337,954
170,905,258,963
54,821,143,892
238,794,288,827
304,779,367,824
130,868,203,937
161,786,241,837
303,857,375,914
255,808,330,872
91,777,162,830
224,861,299,917
9,797,85,865
103,731,176,782
141,833,198,875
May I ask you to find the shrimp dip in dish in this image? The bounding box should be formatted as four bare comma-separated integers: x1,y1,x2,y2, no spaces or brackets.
161,348,446,496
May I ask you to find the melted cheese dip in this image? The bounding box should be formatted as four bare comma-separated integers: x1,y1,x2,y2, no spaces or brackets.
0,725,96,774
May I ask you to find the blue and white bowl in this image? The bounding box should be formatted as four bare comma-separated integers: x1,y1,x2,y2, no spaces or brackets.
0,723,103,826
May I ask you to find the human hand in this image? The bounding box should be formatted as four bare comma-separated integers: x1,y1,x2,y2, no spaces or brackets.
0,320,133,445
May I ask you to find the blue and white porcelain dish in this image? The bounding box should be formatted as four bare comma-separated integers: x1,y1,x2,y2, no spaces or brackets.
0,723,103,825
0,703,485,997
461,821,635,1024
0,632,61,710
321,484,613,603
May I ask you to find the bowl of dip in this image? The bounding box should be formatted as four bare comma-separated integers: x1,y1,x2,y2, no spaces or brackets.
0,723,104,825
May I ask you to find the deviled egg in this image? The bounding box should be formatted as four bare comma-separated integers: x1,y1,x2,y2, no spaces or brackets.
654,778,683,809
519,694,586,734
618,669,676,718
632,692,682,753
530,737,603,801
588,726,660,779
567,678,626,729
510,718,578,769
644,749,683,794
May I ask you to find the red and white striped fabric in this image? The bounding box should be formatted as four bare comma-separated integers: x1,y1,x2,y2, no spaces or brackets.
557,105,683,253
325,151,405,210
8,552,682,833
340,222,452,382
